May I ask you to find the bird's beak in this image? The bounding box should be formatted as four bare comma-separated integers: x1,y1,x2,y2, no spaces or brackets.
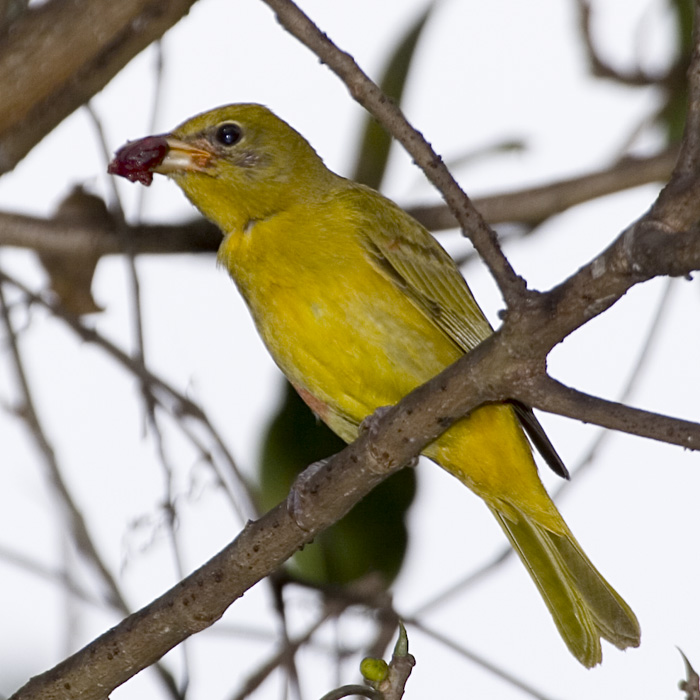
108,135,214,185
155,137,213,175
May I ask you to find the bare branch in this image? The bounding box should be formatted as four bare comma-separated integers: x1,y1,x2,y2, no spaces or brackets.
0,278,183,699
0,210,220,256
501,220,700,356
412,146,679,230
0,0,200,173
0,147,677,268
12,267,698,699
520,376,700,452
7,411,414,700
259,0,525,305
575,0,678,86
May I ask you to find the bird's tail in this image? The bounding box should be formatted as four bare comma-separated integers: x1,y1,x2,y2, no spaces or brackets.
489,504,641,667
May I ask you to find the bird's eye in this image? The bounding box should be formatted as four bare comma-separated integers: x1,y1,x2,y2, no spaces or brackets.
215,122,242,146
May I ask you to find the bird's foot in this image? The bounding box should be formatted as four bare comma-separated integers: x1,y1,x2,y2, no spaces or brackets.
360,406,419,471
286,457,332,532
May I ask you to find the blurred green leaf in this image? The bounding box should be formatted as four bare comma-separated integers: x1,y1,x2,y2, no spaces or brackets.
657,0,693,143
352,2,435,189
257,382,416,586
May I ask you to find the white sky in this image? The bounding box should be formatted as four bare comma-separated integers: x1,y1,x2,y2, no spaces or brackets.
1,1,699,699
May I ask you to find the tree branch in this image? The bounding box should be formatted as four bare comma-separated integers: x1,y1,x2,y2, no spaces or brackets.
0,147,677,259
258,0,525,305
575,0,680,86
8,395,417,700
0,0,200,174
8,250,700,699
650,3,700,228
0,210,220,256
412,146,679,230
520,376,700,451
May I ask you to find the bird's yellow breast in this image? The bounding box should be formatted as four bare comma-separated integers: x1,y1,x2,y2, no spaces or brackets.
218,199,462,433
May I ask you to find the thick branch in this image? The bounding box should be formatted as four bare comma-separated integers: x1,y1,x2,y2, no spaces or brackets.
9,276,700,698
0,0,199,174
7,382,430,700
503,220,700,355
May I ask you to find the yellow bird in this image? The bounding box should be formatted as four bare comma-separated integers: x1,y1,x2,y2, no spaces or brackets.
108,104,640,667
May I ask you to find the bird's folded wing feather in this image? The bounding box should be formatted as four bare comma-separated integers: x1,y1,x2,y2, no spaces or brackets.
356,190,568,477
357,196,492,352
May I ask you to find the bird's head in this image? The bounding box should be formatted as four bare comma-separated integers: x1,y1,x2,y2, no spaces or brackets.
108,103,334,232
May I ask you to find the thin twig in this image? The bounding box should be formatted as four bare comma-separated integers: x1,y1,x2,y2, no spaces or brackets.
150,409,192,697
86,102,152,424
228,607,338,700
575,0,674,85
0,282,127,609
135,40,165,221
318,686,381,700
0,267,256,521
260,0,524,305
405,618,561,700
0,277,183,700
0,543,103,609
123,44,191,688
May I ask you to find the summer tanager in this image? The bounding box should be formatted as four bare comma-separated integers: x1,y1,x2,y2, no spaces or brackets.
108,103,640,667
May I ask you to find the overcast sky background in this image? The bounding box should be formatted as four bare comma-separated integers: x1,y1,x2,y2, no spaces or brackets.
1,1,699,699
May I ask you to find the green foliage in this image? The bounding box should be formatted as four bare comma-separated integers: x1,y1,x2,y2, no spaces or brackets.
658,0,693,142
258,382,416,586
351,3,434,189
360,657,389,683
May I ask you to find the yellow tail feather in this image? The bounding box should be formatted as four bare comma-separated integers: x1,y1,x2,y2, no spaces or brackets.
490,505,641,667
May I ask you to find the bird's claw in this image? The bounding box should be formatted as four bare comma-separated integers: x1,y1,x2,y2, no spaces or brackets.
286,457,332,532
360,406,419,472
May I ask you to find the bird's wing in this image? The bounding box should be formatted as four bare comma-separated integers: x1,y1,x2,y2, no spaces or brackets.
512,402,569,478
354,185,568,478
355,187,492,353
